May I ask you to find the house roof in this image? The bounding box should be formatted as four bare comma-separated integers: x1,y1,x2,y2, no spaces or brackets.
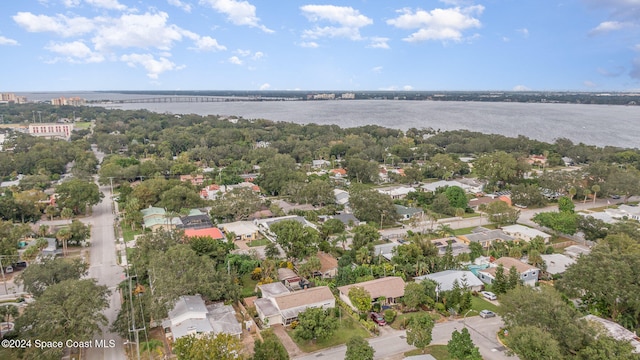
415,270,484,292
338,276,406,299
258,282,291,299
206,302,242,336
254,297,280,317
179,214,213,229
316,252,338,273
564,245,591,259
541,254,575,275
501,224,551,239
141,206,165,217
184,227,225,240
482,257,539,276
255,215,318,230
218,221,260,236
274,286,334,311
584,315,640,353
144,217,182,228
330,213,359,226
373,243,400,256
330,168,347,175
462,229,514,244
395,204,423,216
277,268,299,281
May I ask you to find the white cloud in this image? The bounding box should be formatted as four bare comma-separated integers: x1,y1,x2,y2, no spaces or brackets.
379,85,399,91
634,44,640,51
299,41,319,48
46,40,104,63
228,56,243,65
168,0,192,12
191,36,226,51
0,36,18,46
120,53,182,79
583,80,597,87
300,5,373,41
517,28,529,37
512,85,531,91
252,51,264,60
85,0,127,10
259,83,270,90
235,49,251,57
13,12,95,37
372,66,383,73
368,37,390,49
62,0,82,6
387,5,484,42
92,12,185,51
589,21,630,35
200,0,273,33
502,36,510,42
403,85,414,91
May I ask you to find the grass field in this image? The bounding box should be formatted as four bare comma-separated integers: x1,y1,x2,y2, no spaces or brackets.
74,121,92,129
466,295,500,316
453,223,497,236
292,313,370,353
122,226,143,242
240,273,259,298
405,345,452,360
247,239,270,247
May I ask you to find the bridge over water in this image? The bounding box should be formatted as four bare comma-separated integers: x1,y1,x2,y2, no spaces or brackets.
112,96,301,104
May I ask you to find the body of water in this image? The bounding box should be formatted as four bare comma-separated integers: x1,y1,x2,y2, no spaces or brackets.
20,92,640,149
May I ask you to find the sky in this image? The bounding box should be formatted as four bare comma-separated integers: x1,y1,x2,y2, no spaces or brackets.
1,0,639,92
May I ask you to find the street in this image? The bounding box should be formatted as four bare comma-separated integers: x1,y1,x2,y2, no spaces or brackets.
84,183,126,360
294,315,514,360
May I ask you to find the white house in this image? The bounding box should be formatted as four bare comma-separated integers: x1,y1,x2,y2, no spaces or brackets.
377,186,416,200
254,286,335,327
337,277,406,311
414,270,484,295
421,179,484,194
500,224,551,243
478,257,539,287
162,295,242,341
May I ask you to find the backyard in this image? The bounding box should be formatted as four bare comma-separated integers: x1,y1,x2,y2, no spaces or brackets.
290,310,370,353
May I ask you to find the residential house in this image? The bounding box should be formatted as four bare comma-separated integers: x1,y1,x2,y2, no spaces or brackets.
312,160,331,169
183,227,225,241
254,286,335,327
458,227,514,250
319,213,360,229
338,276,406,310
180,174,205,186
316,251,339,279
478,257,539,287
421,179,483,195
564,245,591,259
329,168,347,178
431,237,471,257
377,186,415,200
414,270,484,295
141,207,182,231
162,295,242,341
218,221,261,241
583,315,640,353
616,204,640,220
541,253,576,275
258,282,291,299
178,209,213,230
272,199,315,214
373,242,400,261
500,224,551,243
254,215,318,239
333,189,350,206
200,182,261,200
395,204,423,221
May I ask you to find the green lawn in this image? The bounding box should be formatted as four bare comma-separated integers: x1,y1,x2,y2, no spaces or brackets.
247,239,270,247
390,311,441,330
466,295,500,317
453,223,497,236
122,226,143,242
292,314,370,353
405,345,453,360
74,121,92,129
240,273,259,298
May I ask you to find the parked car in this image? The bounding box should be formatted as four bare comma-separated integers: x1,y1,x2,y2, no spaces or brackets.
479,310,496,318
481,291,497,301
4,265,13,274
370,312,387,326
611,195,621,199
13,261,27,269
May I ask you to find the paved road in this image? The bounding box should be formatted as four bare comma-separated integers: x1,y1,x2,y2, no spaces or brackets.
294,315,514,360
84,177,126,358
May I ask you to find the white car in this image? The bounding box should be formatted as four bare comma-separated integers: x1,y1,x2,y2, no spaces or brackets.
481,291,497,301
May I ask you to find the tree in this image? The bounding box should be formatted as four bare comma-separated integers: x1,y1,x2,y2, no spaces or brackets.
293,307,337,341
16,279,109,359
252,329,289,360
484,200,519,226
173,333,243,360
210,187,263,222
507,325,564,360
507,265,521,290
445,186,468,209
345,157,379,183
351,224,380,250
345,336,374,360
56,227,72,256
159,185,203,212
60,207,74,222
511,183,547,208
349,286,372,314
68,219,90,245
404,282,428,311
577,335,638,360
17,257,89,297
533,211,578,235
265,241,281,259
270,220,320,261
320,218,345,239
557,196,575,213
55,179,103,214
591,184,601,204
258,154,303,195
473,151,521,187
492,264,507,294
405,313,435,352
297,256,321,279
447,328,482,360
349,188,399,225
499,286,592,354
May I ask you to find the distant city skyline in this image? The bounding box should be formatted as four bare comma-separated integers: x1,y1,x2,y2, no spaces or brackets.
1,0,639,92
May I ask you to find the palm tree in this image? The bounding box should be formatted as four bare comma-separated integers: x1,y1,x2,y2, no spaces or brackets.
356,247,372,265
436,224,454,238
568,187,577,201
56,228,72,257
591,184,600,204
583,189,591,204
60,207,74,223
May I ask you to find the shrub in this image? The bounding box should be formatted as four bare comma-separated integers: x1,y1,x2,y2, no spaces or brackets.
435,303,447,315
384,309,396,323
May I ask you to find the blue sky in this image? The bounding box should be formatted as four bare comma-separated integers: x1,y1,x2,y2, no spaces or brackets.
1,0,639,91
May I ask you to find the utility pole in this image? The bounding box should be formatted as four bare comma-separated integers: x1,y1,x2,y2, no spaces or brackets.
37,111,42,123
0,257,7,294
32,111,35,123
128,274,142,360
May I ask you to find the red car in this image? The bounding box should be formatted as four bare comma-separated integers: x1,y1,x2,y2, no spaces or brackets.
370,312,386,326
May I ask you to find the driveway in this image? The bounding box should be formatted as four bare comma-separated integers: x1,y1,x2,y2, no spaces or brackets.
271,324,304,358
